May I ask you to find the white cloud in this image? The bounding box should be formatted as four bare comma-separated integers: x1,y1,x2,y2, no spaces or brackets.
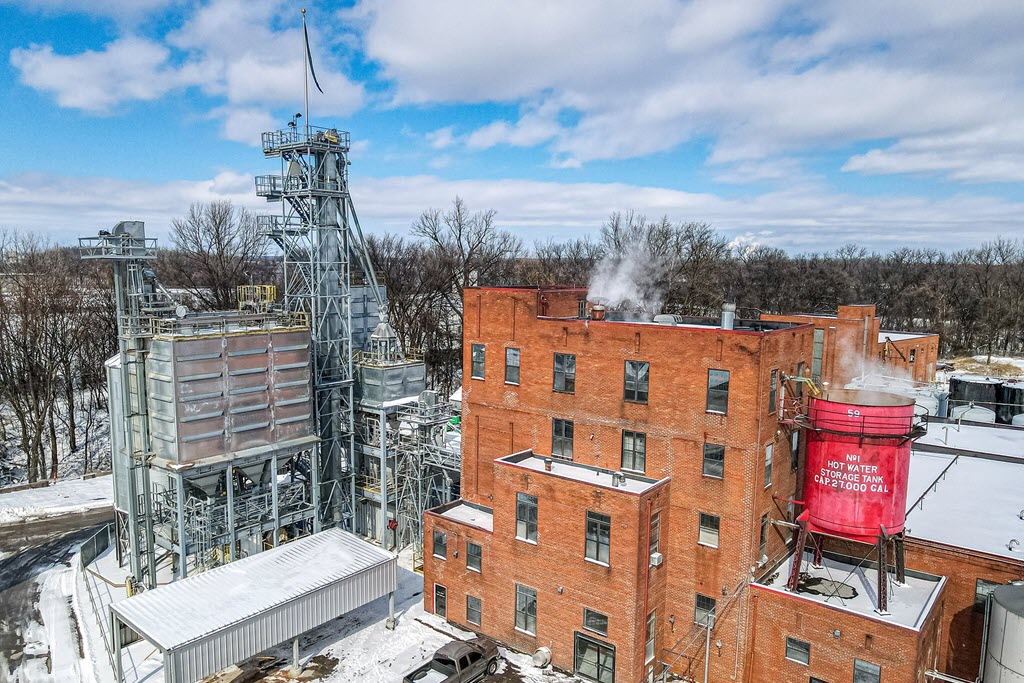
426,127,455,150
10,37,185,114
5,170,1024,253
350,0,1024,181
0,0,174,18
9,0,363,141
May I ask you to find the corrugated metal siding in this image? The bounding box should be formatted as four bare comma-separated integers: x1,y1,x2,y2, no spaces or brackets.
170,562,396,683
112,529,396,683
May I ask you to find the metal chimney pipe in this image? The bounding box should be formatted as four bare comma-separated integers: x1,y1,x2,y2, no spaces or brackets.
544,457,553,472
592,304,606,321
721,302,736,330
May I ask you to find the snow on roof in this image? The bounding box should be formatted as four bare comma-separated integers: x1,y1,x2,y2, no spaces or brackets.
449,386,462,403
0,475,112,523
906,449,1024,560
758,551,944,630
111,528,395,652
879,331,934,342
498,451,665,494
437,501,493,532
916,421,1024,462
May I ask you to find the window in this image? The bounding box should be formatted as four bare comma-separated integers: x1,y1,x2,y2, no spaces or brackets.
624,360,650,403
583,608,608,636
787,502,795,543
810,679,829,683
764,444,773,487
706,369,730,413
759,513,769,559
516,493,538,543
853,660,881,683
795,361,805,398
586,511,611,565
466,595,482,626
791,432,800,471
554,353,576,393
515,584,537,635
552,418,574,458
645,610,656,663
649,511,661,556
471,344,485,379
578,299,587,318
812,328,824,381
575,633,615,683
703,443,725,479
769,369,778,413
694,594,716,627
433,530,447,559
785,637,810,665
505,348,520,384
621,430,646,472
434,584,447,618
467,541,482,572
698,513,720,547
910,348,917,363
976,578,1001,612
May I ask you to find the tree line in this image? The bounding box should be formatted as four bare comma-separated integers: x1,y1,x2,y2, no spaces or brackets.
2,198,1021,482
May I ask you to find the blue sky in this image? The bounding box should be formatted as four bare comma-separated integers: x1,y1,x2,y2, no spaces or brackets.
1,0,1023,252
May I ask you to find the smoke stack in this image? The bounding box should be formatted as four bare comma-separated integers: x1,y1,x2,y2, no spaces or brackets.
721,302,736,331
592,304,606,321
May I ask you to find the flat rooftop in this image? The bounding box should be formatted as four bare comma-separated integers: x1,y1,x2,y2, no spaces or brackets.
434,500,493,532
594,311,797,333
915,420,1024,462
498,450,666,494
907,448,1024,560
757,551,944,630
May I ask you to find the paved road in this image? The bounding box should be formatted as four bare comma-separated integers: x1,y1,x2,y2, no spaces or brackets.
0,511,111,683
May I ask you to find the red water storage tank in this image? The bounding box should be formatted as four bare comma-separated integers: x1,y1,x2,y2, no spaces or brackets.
801,389,920,542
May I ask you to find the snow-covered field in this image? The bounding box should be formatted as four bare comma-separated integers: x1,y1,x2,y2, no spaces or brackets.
0,403,110,488
0,476,113,524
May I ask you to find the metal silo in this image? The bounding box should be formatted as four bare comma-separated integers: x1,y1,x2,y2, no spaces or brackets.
984,583,1024,683
949,375,1002,415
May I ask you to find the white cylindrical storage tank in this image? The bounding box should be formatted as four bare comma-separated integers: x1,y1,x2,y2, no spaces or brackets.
1012,413,1024,427
952,404,997,424
913,393,940,417
984,583,1024,683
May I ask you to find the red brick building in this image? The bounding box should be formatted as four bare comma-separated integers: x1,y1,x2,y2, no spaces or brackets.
763,305,940,385
421,287,1016,683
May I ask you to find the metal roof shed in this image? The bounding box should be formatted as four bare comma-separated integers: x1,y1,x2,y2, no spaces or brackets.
109,528,397,683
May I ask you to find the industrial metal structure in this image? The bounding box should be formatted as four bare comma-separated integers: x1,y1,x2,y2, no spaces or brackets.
790,389,925,613
82,120,459,588
983,582,1024,682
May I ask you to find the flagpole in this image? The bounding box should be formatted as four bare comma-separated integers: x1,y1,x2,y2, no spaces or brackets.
302,8,309,136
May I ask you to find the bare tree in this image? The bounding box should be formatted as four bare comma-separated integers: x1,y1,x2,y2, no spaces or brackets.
161,201,271,311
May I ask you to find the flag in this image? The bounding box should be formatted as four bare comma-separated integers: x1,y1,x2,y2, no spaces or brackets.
303,15,324,94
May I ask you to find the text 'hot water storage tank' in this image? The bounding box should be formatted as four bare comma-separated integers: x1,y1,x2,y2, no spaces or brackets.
801,389,922,541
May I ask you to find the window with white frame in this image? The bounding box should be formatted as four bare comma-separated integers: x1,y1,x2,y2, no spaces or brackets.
505,348,520,384
621,430,646,472
432,530,447,559
583,608,608,636
554,353,576,393
553,418,574,458
703,443,725,478
649,511,661,556
585,511,611,565
764,443,773,487
471,344,485,379
624,360,650,403
516,493,538,542
785,637,810,665
466,595,482,626
645,610,656,663
515,584,537,635
853,659,881,683
698,512,720,547
467,541,482,572
769,369,778,413
706,369,730,413
694,594,716,627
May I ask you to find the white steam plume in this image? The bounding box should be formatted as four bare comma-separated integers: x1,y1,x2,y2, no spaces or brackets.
587,242,667,314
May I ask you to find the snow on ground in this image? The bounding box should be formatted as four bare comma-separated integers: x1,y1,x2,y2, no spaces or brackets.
75,544,582,683
0,476,113,523
0,402,110,488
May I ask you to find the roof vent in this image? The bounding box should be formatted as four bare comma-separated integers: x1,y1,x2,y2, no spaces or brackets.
721,302,736,331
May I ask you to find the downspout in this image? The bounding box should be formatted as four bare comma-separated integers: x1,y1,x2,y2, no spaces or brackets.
643,498,653,679
743,594,759,683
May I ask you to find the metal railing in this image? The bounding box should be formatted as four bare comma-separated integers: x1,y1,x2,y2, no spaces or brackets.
79,235,158,261
150,310,309,336
79,524,119,677
261,126,351,153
